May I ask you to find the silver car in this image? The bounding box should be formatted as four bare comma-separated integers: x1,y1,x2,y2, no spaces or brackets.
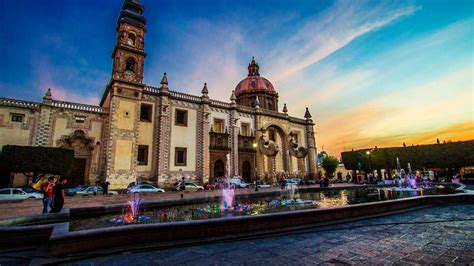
0,188,43,200
76,186,119,196
127,184,165,193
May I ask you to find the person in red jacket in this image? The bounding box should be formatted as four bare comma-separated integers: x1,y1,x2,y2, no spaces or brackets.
41,176,56,214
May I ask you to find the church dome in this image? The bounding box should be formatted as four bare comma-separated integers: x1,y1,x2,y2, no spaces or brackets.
234,57,276,96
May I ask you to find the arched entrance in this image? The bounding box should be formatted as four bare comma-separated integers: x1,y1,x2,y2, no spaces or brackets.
259,124,289,176
242,161,251,182
214,160,225,180
57,130,95,188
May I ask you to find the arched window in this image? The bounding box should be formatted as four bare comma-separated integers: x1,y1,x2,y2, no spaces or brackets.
125,58,135,73
127,33,136,46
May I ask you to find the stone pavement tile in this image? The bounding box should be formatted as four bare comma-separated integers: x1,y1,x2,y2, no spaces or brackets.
384,254,406,263
244,256,296,266
393,259,422,265
326,257,354,265
348,254,370,264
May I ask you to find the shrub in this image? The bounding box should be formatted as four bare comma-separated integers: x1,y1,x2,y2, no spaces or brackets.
1,145,74,183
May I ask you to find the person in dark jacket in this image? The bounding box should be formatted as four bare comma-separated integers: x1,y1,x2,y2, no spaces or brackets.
51,177,67,213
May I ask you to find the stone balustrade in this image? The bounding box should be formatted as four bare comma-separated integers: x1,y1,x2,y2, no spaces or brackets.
169,91,201,103
52,100,108,113
0,98,40,109
210,99,231,109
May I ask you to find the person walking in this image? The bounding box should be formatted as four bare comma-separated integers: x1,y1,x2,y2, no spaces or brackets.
179,177,186,199
51,177,67,213
279,174,286,189
102,181,110,196
40,176,56,214
323,176,330,187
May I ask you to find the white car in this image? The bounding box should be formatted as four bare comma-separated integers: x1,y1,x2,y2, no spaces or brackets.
229,178,250,188
173,182,205,191
253,181,271,188
127,184,165,193
0,188,43,200
76,186,119,196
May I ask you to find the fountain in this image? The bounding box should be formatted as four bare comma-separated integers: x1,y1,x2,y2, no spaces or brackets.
127,192,142,222
220,154,235,210
109,192,151,225
221,178,235,210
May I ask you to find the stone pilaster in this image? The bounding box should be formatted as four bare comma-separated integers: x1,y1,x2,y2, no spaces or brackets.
34,105,53,147
197,90,211,183
230,109,239,177
34,89,53,147
156,93,171,185
254,112,265,179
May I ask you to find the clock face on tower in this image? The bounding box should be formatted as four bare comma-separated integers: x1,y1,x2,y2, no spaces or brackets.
124,70,136,81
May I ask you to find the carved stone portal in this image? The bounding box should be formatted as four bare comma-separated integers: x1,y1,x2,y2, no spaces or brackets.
57,130,94,156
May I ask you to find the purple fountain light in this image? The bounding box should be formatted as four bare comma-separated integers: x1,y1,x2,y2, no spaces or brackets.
127,192,142,222
221,154,235,210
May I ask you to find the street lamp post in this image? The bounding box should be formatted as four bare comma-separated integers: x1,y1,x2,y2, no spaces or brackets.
366,150,372,177
253,142,258,192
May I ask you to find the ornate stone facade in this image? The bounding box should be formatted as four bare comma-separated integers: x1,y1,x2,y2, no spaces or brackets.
0,0,318,188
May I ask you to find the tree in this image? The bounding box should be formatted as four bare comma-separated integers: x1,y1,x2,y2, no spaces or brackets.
341,140,474,171
1,145,74,184
321,156,339,178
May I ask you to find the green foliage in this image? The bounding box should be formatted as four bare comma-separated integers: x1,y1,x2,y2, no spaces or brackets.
321,156,340,177
341,140,474,171
1,145,74,183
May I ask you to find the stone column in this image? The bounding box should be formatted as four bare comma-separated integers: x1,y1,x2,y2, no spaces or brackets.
304,108,318,179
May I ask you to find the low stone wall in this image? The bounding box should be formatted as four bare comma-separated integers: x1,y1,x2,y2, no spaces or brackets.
45,193,472,256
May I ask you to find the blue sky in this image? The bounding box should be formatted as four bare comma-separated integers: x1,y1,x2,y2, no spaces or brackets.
0,0,472,156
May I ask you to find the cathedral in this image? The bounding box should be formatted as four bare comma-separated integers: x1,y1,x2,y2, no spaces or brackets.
0,0,318,188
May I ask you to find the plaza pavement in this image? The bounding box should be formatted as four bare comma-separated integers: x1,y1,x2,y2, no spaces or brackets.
0,184,357,220
64,204,474,265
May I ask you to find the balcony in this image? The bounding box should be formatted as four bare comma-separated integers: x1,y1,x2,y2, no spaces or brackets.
209,132,231,151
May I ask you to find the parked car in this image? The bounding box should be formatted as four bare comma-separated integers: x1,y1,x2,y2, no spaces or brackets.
66,185,90,196
127,184,165,193
76,186,119,196
203,182,216,190
0,188,43,200
286,178,304,185
173,182,204,191
15,186,43,194
253,181,271,188
127,181,154,189
229,178,250,188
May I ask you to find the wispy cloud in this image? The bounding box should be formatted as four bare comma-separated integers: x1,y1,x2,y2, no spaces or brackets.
265,1,420,82
147,0,420,103
31,54,103,105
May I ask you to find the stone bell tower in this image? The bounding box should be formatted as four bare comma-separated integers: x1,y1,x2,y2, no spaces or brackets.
111,0,146,83
101,0,147,188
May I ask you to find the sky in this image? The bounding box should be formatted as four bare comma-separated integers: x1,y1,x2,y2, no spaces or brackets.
0,0,473,157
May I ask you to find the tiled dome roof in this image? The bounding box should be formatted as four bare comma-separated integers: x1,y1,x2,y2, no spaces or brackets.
234,57,276,96
235,76,275,96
